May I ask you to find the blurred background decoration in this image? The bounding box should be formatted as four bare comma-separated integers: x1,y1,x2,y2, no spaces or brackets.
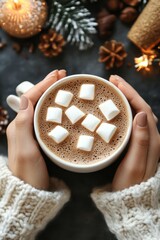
0,0,159,72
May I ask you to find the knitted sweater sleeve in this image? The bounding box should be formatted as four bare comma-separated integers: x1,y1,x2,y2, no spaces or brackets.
0,156,71,240
91,165,160,240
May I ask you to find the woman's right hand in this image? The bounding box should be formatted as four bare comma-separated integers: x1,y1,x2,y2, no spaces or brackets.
6,70,66,190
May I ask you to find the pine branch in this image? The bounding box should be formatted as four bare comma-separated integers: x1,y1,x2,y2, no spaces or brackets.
46,0,97,50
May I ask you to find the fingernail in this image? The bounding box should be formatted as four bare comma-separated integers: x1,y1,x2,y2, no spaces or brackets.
20,95,28,110
51,69,58,75
53,69,58,75
58,69,66,77
110,75,115,78
60,69,66,74
136,112,147,127
109,75,118,83
110,75,124,83
114,75,124,81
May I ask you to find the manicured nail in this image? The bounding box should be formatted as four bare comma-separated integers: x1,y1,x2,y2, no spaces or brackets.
59,69,66,76
20,95,28,110
59,69,66,74
136,112,147,127
51,69,58,75
110,75,124,83
53,69,58,75
110,75,115,78
109,75,118,82
114,75,124,81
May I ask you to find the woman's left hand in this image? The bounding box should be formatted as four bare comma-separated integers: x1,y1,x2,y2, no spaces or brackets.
109,75,160,191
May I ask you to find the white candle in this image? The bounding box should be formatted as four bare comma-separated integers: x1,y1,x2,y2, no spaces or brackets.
0,0,48,38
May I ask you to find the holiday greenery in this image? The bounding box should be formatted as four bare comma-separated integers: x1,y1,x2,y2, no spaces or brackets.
0,0,149,53
46,0,97,50
1,0,156,72
44,0,149,50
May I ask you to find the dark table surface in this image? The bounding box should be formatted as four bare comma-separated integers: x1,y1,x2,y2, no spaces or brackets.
0,15,160,240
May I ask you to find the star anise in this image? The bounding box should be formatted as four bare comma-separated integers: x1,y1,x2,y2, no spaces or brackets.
99,40,127,69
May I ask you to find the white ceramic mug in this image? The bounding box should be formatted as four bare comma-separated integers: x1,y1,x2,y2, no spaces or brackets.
33,74,132,173
6,74,132,173
6,81,34,112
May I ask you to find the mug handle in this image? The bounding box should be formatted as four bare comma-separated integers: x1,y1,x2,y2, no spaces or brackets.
6,81,34,113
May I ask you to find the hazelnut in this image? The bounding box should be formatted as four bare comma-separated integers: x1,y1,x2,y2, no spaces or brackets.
97,9,110,19
122,0,140,7
106,0,124,12
120,7,138,24
97,9,116,38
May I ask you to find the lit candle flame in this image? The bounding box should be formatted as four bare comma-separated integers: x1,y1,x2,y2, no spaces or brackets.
134,54,156,71
13,0,21,10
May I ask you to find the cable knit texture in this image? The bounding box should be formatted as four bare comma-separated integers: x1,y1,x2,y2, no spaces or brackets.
0,156,70,240
91,165,160,240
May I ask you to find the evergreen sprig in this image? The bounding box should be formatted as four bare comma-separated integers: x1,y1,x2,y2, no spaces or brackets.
46,0,97,50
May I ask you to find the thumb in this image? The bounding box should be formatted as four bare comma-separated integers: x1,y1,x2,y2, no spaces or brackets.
126,111,149,175
15,95,34,150
13,96,49,189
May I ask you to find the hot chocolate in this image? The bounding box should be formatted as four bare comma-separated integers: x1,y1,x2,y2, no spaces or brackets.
37,75,130,167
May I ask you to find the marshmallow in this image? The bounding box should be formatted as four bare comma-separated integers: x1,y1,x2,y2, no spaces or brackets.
48,126,69,144
96,122,117,143
55,90,73,107
77,135,94,152
65,105,85,124
81,114,101,132
99,99,120,121
79,84,95,100
46,107,62,124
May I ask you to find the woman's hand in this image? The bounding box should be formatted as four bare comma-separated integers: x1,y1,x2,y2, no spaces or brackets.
109,75,160,191
6,70,66,190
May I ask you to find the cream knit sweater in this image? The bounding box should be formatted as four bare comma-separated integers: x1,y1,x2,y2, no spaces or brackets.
0,155,160,240
0,156,70,240
91,165,160,240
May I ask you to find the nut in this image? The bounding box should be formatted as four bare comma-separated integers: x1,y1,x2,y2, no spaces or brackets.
120,7,138,24
106,0,124,12
122,0,139,7
97,9,116,38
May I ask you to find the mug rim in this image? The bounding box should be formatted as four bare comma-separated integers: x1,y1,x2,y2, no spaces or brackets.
34,74,132,173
